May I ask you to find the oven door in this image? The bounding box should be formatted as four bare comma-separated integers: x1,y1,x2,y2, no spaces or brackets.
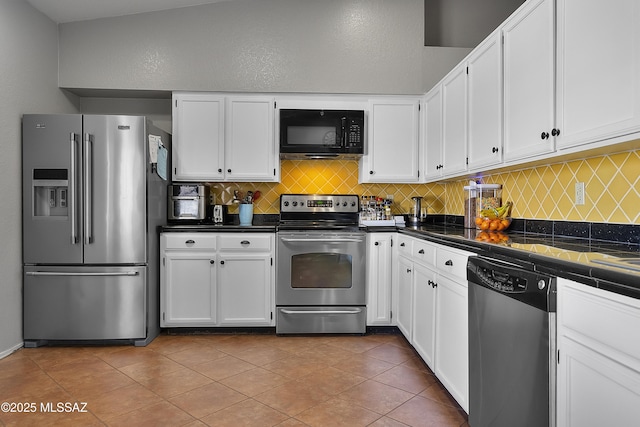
276,231,366,306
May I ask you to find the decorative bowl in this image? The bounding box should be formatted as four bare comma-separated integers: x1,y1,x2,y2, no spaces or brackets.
475,216,512,232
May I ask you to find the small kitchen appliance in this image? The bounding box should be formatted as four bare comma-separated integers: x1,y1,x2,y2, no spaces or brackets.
279,109,365,159
212,204,228,224
167,184,210,222
409,196,423,225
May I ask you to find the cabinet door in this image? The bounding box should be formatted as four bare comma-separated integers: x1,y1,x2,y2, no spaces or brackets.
423,86,443,181
361,99,420,183
172,93,225,181
162,252,217,326
366,233,393,325
557,338,640,427
217,254,273,326
397,256,414,339
412,263,437,369
467,30,503,171
435,274,469,413
441,65,468,177
556,0,640,149
503,0,555,162
225,97,278,181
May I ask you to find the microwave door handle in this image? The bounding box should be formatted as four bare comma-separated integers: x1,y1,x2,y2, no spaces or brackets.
341,117,347,148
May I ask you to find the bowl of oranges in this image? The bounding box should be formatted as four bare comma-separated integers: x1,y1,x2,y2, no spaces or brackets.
475,201,513,232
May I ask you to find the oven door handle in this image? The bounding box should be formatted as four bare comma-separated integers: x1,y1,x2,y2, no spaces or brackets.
280,308,363,315
280,238,364,243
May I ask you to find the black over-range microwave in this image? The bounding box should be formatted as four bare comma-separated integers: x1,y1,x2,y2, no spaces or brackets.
279,109,365,159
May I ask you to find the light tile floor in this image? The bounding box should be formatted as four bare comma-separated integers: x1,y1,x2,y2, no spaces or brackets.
0,333,469,426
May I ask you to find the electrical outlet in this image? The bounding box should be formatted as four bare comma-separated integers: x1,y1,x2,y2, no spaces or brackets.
575,182,585,206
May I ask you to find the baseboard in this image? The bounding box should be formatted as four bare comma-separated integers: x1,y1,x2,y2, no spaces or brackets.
0,342,24,360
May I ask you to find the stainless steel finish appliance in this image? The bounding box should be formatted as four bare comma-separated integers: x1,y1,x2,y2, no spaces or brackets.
212,204,228,224
279,109,365,160
467,256,557,427
168,183,210,222
276,194,366,334
22,114,170,346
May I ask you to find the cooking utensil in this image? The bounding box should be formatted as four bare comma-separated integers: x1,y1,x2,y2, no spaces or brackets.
252,191,261,202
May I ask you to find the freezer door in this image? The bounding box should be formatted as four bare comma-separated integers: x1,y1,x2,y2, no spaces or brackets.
23,114,84,264
23,265,147,340
83,115,147,264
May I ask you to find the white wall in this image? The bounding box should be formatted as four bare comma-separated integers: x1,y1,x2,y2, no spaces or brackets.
0,0,78,357
59,0,469,95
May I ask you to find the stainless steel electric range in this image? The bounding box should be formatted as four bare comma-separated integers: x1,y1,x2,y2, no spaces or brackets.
276,194,366,334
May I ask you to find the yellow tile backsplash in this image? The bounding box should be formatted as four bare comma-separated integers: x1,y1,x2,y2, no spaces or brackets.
208,149,640,225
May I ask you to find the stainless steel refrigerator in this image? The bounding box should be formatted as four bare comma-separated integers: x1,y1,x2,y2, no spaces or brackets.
22,114,170,346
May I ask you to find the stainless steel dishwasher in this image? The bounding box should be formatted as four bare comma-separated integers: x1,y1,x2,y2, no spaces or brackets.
467,256,557,427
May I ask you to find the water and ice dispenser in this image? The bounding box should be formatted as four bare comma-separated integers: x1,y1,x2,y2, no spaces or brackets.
32,169,69,217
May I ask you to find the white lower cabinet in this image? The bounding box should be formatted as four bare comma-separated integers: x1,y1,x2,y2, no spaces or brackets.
557,278,640,427
366,233,394,326
394,235,473,413
411,263,437,369
162,252,217,326
161,232,274,327
433,273,468,412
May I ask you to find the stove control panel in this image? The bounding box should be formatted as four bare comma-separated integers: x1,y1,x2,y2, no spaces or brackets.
280,194,359,213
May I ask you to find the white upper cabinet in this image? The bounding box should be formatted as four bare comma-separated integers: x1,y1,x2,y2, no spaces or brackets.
555,0,640,149
441,65,468,177
225,96,278,181
502,0,556,162
360,98,420,183
423,85,444,180
172,92,278,182
467,29,503,171
172,93,225,181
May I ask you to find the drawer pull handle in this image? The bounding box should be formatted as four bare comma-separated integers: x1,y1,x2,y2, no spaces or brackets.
185,239,195,244
418,249,425,254
445,260,453,266
240,240,250,245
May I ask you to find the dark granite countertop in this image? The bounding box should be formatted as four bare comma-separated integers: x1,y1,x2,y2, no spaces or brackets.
386,223,640,299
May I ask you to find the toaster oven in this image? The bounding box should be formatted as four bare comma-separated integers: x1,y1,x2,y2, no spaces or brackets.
167,184,210,222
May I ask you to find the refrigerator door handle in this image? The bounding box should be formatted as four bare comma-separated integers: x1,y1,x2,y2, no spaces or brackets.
26,271,140,277
70,132,78,244
83,133,92,245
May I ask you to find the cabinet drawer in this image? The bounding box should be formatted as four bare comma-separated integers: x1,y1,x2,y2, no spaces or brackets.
413,240,436,266
436,247,470,281
397,235,414,257
560,280,640,364
162,233,217,250
218,234,272,252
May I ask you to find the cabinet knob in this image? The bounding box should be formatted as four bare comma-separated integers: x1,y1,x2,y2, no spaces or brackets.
210,260,215,264
400,243,405,247
418,249,425,254
445,260,453,266
492,147,499,153
541,131,550,140
185,239,195,245
220,260,225,265
369,170,374,175
551,128,561,137
374,242,379,246
240,240,250,245
227,169,232,173
406,268,412,273
218,168,222,173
